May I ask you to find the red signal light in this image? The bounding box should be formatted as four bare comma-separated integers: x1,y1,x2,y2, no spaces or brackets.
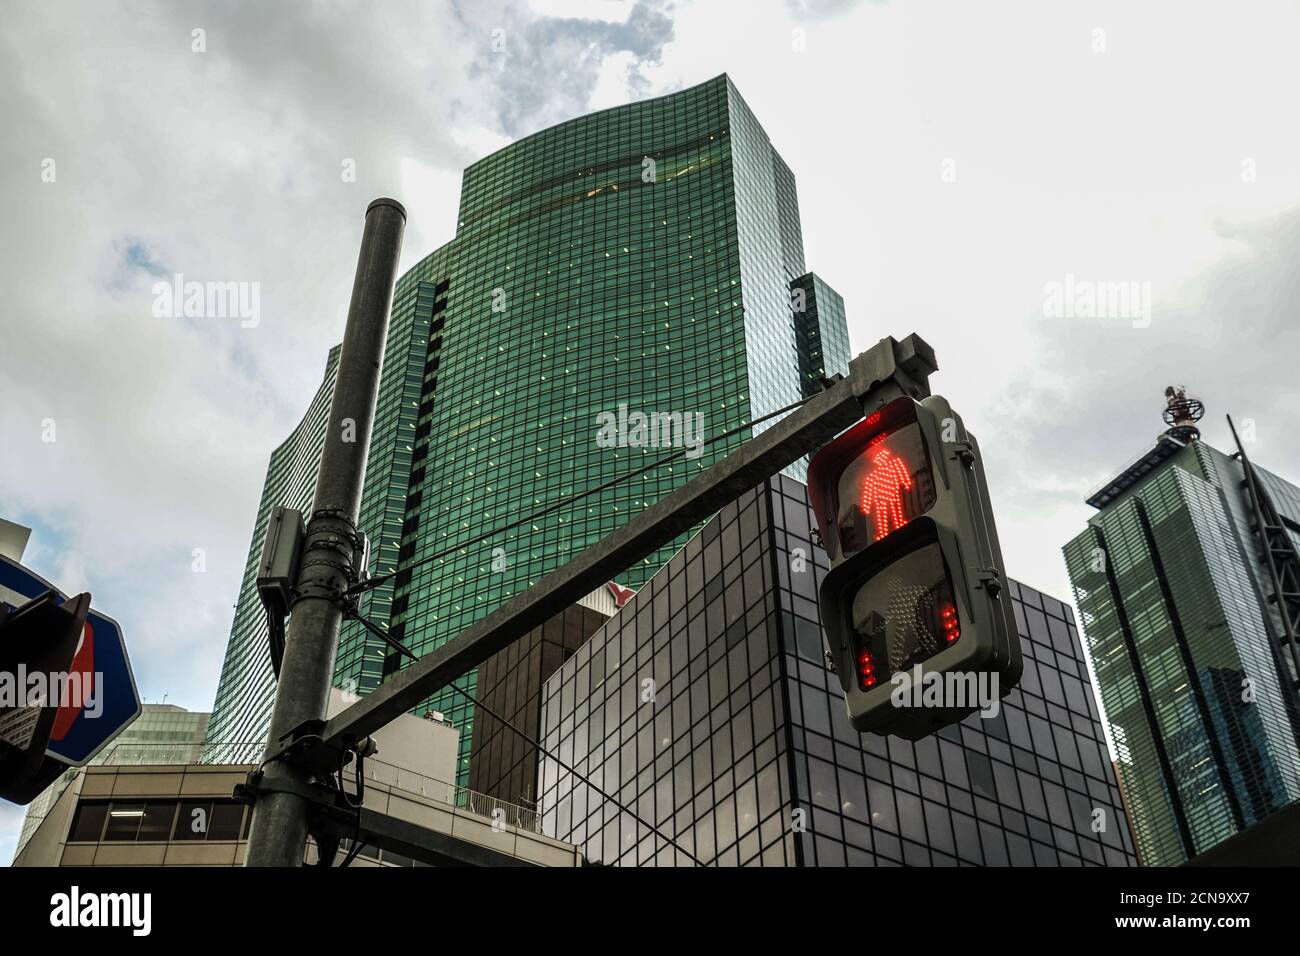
808,396,937,559
941,602,960,643
857,647,877,689
857,440,915,541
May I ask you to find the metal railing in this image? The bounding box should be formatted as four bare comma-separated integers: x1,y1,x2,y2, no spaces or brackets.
92,741,208,765
192,741,542,833
358,755,541,833
448,784,540,833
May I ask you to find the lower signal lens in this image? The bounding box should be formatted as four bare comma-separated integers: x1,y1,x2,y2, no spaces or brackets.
857,648,877,689
941,603,960,643
848,540,960,683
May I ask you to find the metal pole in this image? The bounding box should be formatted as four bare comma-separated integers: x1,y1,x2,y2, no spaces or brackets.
245,198,405,867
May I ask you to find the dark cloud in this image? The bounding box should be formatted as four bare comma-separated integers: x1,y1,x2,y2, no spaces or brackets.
980,203,1300,598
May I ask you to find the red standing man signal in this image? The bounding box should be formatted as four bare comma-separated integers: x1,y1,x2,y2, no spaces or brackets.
859,434,914,541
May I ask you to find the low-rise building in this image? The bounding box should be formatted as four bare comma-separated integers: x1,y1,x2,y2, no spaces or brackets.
12,703,210,860
13,762,581,867
16,686,581,867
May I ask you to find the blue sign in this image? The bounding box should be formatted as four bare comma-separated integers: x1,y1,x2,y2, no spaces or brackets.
0,555,141,766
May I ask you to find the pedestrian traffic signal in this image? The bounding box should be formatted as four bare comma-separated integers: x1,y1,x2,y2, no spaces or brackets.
809,394,1020,739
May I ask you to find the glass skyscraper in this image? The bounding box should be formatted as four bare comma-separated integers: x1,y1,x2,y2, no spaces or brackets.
204,347,341,762
537,476,1135,866
1064,436,1300,865
208,76,850,788
790,272,851,400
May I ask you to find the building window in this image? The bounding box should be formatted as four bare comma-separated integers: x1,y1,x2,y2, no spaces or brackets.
68,798,249,843
68,802,109,842
69,800,178,842
171,800,248,841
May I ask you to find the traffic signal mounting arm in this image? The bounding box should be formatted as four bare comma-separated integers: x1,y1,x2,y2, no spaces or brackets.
267,334,938,773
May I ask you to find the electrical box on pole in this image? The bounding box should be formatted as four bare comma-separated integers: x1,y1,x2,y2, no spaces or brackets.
808,393,1020,740
257,506,305,678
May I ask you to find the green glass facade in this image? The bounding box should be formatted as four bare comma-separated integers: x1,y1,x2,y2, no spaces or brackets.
204,347,341,763
208,76,850,788
335,75,849,785
790,272,851,399
1064,439,1300,865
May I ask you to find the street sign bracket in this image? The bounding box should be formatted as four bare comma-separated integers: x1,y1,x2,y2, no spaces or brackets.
267,717,350,779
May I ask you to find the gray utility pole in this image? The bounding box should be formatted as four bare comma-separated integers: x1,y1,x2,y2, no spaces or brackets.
244,198,405,867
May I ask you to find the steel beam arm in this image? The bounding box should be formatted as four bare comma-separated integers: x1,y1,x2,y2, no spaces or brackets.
293,334,936,765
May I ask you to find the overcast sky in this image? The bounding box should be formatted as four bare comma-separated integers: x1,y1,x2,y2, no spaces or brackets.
3,0,1299,859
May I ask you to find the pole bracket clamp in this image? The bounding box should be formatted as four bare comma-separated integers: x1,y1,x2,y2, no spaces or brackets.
262,718,350,778
234,768,339,808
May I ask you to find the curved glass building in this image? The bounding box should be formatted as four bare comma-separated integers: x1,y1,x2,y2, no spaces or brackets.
205,346,341,762
210,75,851,787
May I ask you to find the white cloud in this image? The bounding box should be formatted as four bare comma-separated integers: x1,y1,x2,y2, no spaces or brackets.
399,157,463,271
644,0,1300,602
589,50,642,110
0,0,663,720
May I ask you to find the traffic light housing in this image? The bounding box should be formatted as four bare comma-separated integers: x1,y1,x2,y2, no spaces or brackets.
809,393,1020,739
0,590,90,803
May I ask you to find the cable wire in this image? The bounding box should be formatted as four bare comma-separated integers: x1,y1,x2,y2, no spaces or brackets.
339,837,367,868
446,681,707,867
338,753,367,867
345,393,816,598
340,604,708,867
328,393,832,865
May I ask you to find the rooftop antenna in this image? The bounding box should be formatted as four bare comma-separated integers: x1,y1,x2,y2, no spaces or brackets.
1162,385,1204,443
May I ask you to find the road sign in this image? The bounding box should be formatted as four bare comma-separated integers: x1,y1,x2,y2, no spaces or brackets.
0,592,88,802
0,555,141,766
